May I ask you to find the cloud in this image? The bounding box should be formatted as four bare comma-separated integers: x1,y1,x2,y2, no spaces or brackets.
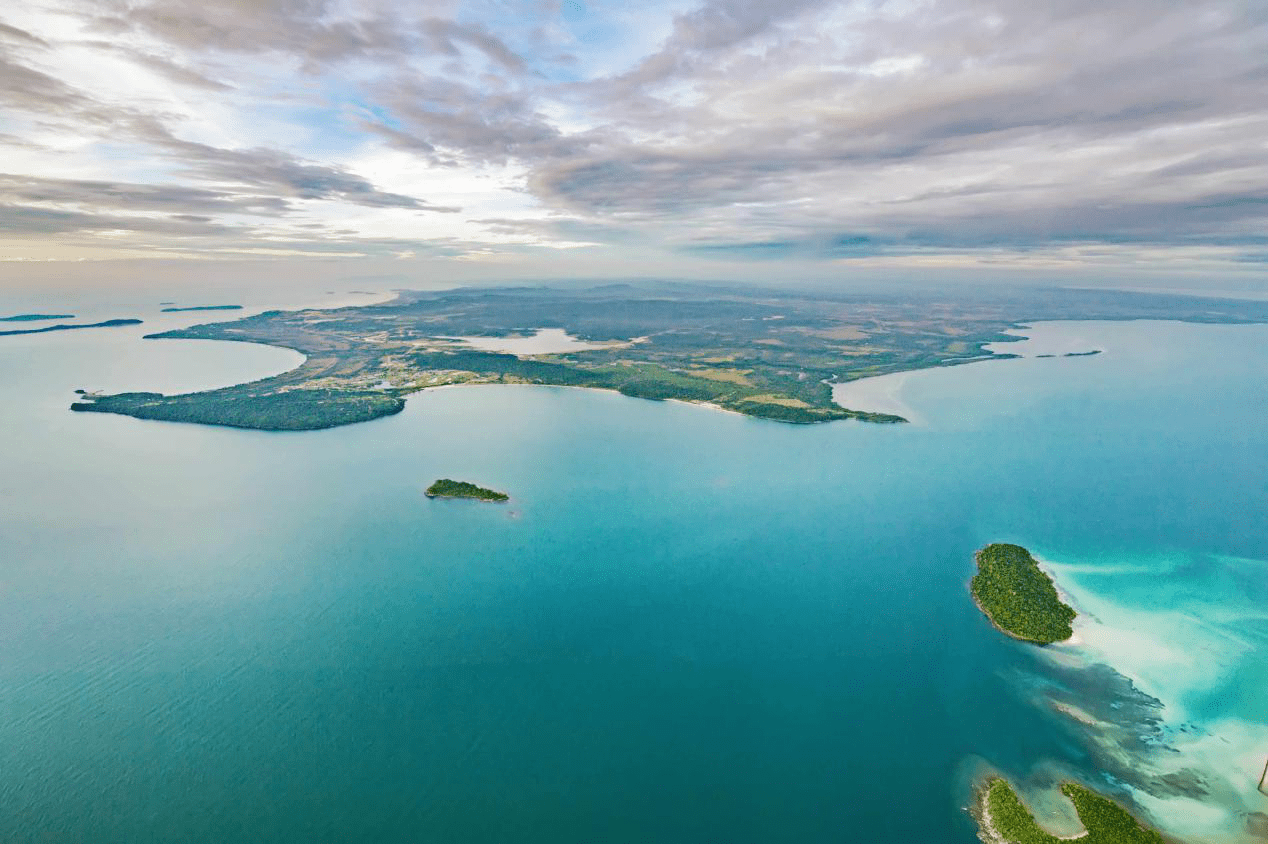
1,0,1266,269
0,203,239,236
0,173,289,215
88,0,410,66
80,42,235,91
143,126,461,210
0,21,50,48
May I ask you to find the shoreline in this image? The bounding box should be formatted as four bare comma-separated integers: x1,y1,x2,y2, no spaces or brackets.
970,778,1091,843
970,586,1073,646
969,544,1077,646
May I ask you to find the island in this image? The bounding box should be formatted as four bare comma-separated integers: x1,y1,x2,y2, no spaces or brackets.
424,479,509,502
64,282,1268,432
973,778,1164,844
971,543,1076,644
1,318,142,337
1,313,75,322
161,305,244,312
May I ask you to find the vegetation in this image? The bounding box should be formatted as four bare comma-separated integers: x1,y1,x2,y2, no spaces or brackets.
971,543,1076,644
424,479,509,502
1,318,141,337
979,778,1164,844
71,388,403,431
67,282,1268,431
161,305,243,312
1,313,75,321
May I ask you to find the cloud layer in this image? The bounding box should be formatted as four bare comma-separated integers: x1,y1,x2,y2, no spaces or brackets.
1,0,1266,272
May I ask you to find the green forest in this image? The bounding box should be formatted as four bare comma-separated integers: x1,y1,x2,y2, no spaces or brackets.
424,479,509,502
982,778,1164,844
971,543,1076,644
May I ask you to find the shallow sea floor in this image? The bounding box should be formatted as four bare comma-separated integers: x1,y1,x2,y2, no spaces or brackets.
0,310,1265,843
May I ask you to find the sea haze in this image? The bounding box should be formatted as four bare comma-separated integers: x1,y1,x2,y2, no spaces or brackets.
0,300,1264,843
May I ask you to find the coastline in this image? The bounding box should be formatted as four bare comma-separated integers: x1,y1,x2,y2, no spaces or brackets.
1033,556,1085,647
969,545,1076,646
970,587,1073,646
969,779,1092,844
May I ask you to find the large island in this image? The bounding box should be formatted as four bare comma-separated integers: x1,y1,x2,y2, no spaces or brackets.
68,283,1268,431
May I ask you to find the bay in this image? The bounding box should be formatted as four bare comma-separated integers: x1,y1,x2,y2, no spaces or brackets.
1,306,1264,843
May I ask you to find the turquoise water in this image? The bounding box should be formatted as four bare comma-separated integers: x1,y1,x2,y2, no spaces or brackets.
1,303,1265,842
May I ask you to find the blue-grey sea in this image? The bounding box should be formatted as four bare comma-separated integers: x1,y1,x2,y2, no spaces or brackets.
1,286,1265,843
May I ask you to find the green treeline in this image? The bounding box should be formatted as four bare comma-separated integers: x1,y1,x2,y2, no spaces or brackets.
983,778,1164,844
71,389,404,431
424,479,509,501
971,543,1075,644
409,350,898,424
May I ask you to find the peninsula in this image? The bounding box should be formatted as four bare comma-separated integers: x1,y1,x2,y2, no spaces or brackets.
974,778,1163,844
161,305,244,313
1,318,142,337
971,543,1076,644
65,283,1268,432
424,479,509,502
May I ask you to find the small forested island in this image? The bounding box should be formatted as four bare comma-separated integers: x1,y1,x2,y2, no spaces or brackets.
974,778,1163,844
1,318,142,337
1,313,75,322
424,479,509,502
161,305,244,312
971,543,1076,644
64,283,1268,432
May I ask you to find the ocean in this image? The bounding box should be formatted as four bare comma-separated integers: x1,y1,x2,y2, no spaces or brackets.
1,289,1264,842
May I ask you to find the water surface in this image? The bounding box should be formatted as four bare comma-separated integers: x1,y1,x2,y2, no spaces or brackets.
0,312,1264,843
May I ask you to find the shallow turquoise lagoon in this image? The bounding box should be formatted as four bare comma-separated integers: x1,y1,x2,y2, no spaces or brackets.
1,313,1264,842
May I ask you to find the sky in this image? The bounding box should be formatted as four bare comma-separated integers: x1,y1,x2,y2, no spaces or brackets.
1,0,1267,285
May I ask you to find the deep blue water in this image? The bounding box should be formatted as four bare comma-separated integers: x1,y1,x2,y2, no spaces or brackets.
1,307,1264,843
